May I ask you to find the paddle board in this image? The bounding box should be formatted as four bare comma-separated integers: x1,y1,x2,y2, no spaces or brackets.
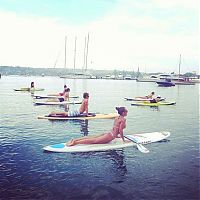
131,101,176,106
35,100,82,105
38,113,119,120
43,131,170,153
125,97,165,101
14,88,44,92
34,95,79,99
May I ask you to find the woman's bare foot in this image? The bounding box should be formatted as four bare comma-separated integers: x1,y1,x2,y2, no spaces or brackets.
48,111,56,117
66,139,75,146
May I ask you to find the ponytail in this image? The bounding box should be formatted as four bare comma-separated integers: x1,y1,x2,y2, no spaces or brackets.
116,107,126,115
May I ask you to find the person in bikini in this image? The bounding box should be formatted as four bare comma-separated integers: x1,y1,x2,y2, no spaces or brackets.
66,107,128,146
48,92,91,117
48,85,67,96
47,88,70,102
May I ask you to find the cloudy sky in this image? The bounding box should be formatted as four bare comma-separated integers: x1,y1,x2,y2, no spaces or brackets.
0,0,198,73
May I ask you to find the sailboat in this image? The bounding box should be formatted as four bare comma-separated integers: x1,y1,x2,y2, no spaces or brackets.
171,55,195,85
60,34,91,79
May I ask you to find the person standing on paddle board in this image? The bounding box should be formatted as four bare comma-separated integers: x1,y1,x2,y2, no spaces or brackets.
48,92,90,117
66,107,128,146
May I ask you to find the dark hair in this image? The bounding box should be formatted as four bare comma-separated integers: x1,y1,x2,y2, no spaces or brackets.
151,92,155,95
64,85,67,88
116,107,126,115
66,88,70,92
83,92,89,98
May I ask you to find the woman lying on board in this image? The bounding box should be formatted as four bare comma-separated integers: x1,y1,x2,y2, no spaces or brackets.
66,107,128,146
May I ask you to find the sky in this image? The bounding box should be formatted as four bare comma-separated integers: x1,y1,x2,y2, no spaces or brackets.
0,0,199,73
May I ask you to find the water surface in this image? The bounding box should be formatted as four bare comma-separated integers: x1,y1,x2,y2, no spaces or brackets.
0,76,199,200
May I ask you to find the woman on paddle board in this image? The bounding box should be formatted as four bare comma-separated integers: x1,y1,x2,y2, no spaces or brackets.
48,84,67,96
46,88,70,102
66,107,128,146
49,92,90,117
136,91,155,99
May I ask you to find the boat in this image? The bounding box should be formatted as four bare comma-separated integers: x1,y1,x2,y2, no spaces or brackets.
156,79,175,87
171,55,195,85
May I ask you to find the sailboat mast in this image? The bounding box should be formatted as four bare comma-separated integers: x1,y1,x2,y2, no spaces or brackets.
85,33,90,70
64,36,67,69
73,36,77,70
83,36,86,69
178,54,181,78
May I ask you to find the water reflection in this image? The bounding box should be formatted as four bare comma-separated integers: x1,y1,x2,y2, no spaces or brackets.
108,150,127,178
150,106,160,111
80,120,89,136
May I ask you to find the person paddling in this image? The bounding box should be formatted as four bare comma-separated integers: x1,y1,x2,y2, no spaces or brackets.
66,107,128,146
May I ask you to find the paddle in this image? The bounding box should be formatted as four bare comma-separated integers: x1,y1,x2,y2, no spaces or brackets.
124,135,149,153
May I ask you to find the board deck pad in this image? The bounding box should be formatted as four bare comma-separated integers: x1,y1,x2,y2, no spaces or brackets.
43,131,170,153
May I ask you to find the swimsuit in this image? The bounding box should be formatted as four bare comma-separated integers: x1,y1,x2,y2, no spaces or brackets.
150,99,156,103
109,132,115,139
59,97,64,102
68,110,80,117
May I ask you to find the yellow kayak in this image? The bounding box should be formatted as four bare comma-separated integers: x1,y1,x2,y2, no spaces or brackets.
14,88,44,92
131,101,176,106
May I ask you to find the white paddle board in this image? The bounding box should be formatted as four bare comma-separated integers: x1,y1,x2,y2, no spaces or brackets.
35,100,82,105
43,131,170,153
34,95,79,99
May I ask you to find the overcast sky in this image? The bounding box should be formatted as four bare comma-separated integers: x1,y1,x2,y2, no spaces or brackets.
0,0,198,73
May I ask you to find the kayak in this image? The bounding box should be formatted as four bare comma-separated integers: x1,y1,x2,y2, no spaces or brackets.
34,100,82,105
38,113,119,120
131,101,176,106
43,131,170,153
34,95,79,99
14,88,44,92
125,97,165,101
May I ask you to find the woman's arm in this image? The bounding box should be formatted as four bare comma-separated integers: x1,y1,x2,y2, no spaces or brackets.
84,99,89,115
119,119,126,142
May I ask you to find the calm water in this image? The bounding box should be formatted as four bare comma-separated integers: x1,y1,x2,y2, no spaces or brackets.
0,76,199,200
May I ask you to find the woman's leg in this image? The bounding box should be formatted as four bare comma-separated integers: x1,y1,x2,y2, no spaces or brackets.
67,133,113,146
49,111,68,116
46,98,59,102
